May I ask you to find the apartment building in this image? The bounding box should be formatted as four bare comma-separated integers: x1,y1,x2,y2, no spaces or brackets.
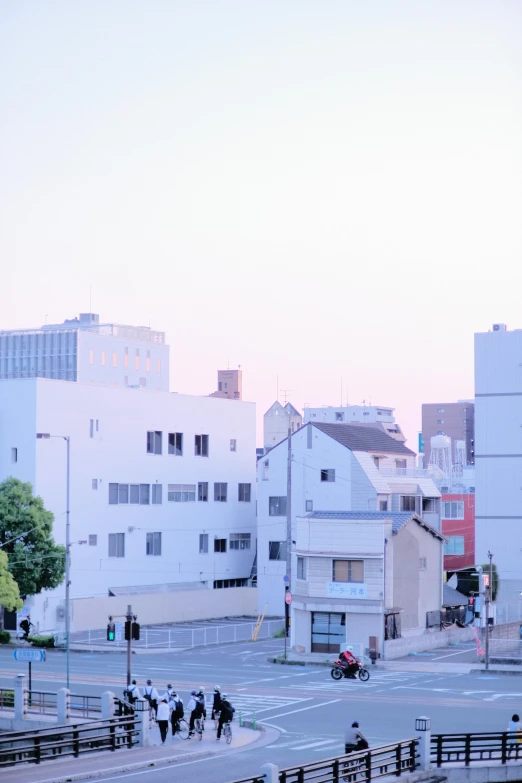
304,404,406,442
422,401,475,466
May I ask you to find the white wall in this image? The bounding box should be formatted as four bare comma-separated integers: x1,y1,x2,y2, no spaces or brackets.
475,329,522,598
0,378,256,630
77,331,169,391
304,405,395,424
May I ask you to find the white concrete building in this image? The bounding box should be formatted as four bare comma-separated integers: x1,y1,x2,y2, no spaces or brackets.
0,378,256,631
292,510,444,656
475,323,522,599
0,312,169,391
263,401,302,452
257,422,441,617
303,404,406,442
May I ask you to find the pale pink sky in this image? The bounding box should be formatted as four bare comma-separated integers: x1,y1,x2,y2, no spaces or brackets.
1,1,521,447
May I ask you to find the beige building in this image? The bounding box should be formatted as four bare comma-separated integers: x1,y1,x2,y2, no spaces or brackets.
209,368,243,400
291,511,444,658
263,400,302,451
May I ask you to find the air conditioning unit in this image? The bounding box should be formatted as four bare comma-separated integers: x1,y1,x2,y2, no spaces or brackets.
469,487,475,493
493,323,507,331
128,526,135,533
56,605,66,621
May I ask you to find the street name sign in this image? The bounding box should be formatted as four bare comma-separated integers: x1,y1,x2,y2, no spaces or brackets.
13,649,46,663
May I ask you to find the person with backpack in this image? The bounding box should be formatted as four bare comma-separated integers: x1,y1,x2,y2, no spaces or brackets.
169,691,184,735
188,690,204,736
212,686,222,730
126,680,141,705
216,693,235,740
143,680,159,719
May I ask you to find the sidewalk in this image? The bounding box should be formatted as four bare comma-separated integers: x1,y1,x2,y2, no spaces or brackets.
2,724,270,783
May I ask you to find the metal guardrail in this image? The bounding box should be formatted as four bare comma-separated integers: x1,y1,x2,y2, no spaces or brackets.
69,694,102,718
432,731,522,766
24,691,57,715
0,715,139,767
226,739,418,783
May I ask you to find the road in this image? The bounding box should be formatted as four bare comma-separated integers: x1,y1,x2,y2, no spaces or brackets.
2,640,522,783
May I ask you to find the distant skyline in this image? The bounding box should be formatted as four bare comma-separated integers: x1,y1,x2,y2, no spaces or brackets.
2,1,521,447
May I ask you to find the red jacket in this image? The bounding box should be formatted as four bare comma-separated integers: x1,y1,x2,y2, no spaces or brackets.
340,651,357,665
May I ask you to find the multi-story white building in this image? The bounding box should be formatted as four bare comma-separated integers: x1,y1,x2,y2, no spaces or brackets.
0,312,169,391
475,323,522,599
303,404,406,442
0,378,256,631
257,422,441,616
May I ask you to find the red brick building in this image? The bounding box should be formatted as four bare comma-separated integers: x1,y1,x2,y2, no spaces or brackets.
442,492,475,571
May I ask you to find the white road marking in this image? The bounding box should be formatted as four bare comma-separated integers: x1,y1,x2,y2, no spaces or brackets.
261,698,342,720
291,739,339,750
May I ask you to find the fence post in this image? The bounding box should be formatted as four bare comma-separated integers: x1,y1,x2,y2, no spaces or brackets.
102,690,115,720
145,629,148,649
57,688,70,724
260,762,279,783
14,673,25,720
169,629,171,649
234,624,237,643
136,711,149,747
192,629,194,648
415,717,431,771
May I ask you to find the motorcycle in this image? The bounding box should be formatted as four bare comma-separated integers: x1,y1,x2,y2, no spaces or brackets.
330,658,370,682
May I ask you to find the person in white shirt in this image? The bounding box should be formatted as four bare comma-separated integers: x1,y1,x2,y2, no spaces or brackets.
344,721,368,754
508,714,522,756
143,680,159,719
156,698,170,745
168,691,184,735
126,680,141,705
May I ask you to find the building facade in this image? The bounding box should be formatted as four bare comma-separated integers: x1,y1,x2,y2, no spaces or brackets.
257,421,441,617
292,511,444,656
442,492,475,571
263,401,302,452
0,378,256,631
303,404,406,442
0,313,169,391
475,323,522,598
209,369,243,400
422,401,475,467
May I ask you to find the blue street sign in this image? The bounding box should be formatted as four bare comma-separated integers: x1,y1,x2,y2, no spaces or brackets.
13,649,46,663
283,575,290,583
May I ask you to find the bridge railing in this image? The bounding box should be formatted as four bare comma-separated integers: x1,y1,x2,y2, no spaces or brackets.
0,715,139,768
432,731,522,767
24,691,57,715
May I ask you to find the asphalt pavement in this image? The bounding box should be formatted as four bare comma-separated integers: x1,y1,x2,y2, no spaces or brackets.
3,639,522,783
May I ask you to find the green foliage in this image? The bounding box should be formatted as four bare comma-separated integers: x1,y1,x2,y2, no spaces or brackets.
28,635,55,648
469,563,499,601
273,628,286,638
0,477,65,596
0,549,22,612
0,689,14,705
0,629,11,644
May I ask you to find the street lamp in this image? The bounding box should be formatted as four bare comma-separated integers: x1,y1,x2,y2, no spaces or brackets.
36,433,71,689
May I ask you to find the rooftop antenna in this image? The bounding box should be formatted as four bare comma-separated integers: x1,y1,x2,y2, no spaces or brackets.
276,374,279,402
89,285,92,313
340,377,343,407
280,389,295,405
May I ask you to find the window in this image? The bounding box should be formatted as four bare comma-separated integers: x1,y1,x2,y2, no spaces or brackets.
214,482,228,502
214,538,227,553
152,484,162,504
238,483,251,502
419,557,427,570
130,484,140,504
230,439,237,452
124,348,129,369
307,427,313,448
443,501,464,520
11,447,17,463
157,359,161,374
109,483,119,504
168,432,183,456
147,430,162,455
195,434,209,456
400,495,417,512
373,456,380,467
140,377,146,388
92,479,98,490
88,534,97,546
119,484,129,504
112,352,117,367
305,499,313,512
135,349,140,370
146,532,162,556
96,419,99,432
444,536,465,555
90,419,94,438
89,349,94,365
335,412,344,422
269,496,287,516
437,419,444,424
101,350,106,366
146,356,151,372
379,500,388,511
422,497,438,512
438,430,445,436
395,459,407,470
297,556,306,580
108,533,125,558
332,559,364,583
269,541,287,561
437,408,444,413
214,578,248,588
230,533,251,550
139,484,150,504
168,484,196,502
198,482,208,502
199,533,209,554
262,459,269,479
321,468,335,482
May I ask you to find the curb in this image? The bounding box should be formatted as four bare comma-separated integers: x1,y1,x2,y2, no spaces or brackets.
267,657,385,671
479,668,522,676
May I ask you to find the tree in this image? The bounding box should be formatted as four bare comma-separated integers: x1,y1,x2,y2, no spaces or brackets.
0,550,23,613
0,478,65,627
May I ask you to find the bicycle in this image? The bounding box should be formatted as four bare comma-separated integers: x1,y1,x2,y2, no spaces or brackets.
223,721,232,745
172,718,189,740
16,629,34,644
194,717,204,741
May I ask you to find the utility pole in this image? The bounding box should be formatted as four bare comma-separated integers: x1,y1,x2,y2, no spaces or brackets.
126,604,132,689
65,436,71,691
485,551,493,670
285,416,292,643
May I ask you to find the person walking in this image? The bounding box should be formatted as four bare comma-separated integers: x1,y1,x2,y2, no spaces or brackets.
126,680,141,705
212,686,222,730
156,698,170,745
169,691,184,736
143,680,159,719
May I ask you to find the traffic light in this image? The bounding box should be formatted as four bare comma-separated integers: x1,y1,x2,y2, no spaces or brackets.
132,621,140,641
125,620,131,641
468,596,475,614
125,619,140,640
107,617,115,642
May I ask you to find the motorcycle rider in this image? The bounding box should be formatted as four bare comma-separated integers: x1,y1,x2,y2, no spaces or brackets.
344,721,369,754
339,647,359,679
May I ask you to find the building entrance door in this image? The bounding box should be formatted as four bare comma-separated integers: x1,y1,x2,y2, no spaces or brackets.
311,612,345,653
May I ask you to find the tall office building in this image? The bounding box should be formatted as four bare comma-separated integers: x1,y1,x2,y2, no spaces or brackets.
0,312,169,391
